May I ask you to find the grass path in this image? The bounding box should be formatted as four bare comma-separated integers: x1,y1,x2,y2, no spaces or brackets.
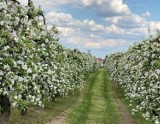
67,69,123,124
46,68,152,124
49,68,152,124
67,71,99,124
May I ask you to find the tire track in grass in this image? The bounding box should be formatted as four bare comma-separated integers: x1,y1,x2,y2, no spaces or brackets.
68,69,132,124
87,69,121,124
68,71,99,124
111,81,134,124
87,69,106,123
102,70,122,124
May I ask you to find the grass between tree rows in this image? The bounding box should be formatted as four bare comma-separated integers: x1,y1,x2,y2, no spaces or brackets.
9,69,155,124
67,69,121,124
67,71,98,124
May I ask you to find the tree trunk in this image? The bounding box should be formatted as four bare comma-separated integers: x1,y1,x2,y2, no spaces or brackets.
21,107,28,116
21,93,28,116
0,95,11,124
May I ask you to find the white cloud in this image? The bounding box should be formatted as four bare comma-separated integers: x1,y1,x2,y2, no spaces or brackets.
46,12,73,24
45,11,130,49
90,34,100,38
57,27,75,37
148,21,160,33
83,39,128,48
142,11,151,17
105,13,150,36
46,11,128,36
106,13,146,28
105,24,125,34
19,0,78,11
67,37,128,48
83,19,105,31
19,0,160,50
46,11,105,32
20,0,130,17
46,11,160,49
105,16,122,24
80,0,130,16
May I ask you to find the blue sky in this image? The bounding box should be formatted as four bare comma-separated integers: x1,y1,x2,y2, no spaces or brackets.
20,0,160,58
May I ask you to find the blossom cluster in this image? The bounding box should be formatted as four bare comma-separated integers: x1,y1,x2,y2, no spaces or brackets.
105,35,160,123
0,0,99,111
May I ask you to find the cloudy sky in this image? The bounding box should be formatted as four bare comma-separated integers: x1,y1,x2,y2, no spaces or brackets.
20,0,160,58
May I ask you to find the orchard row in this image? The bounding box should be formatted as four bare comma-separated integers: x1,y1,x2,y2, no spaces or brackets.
0,0,99,116
105,33,160,123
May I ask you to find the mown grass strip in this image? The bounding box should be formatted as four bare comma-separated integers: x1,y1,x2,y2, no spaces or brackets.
68,71,99,124
87,69,106,124
68,69,122,124
102,70,122,124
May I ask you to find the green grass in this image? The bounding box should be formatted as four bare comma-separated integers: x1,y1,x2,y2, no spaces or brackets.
9,89,81,124
9,69,155,124
67,71,99,124
86,70,106,124
68,69,121,124
102,70,121,124
112,81,154,124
